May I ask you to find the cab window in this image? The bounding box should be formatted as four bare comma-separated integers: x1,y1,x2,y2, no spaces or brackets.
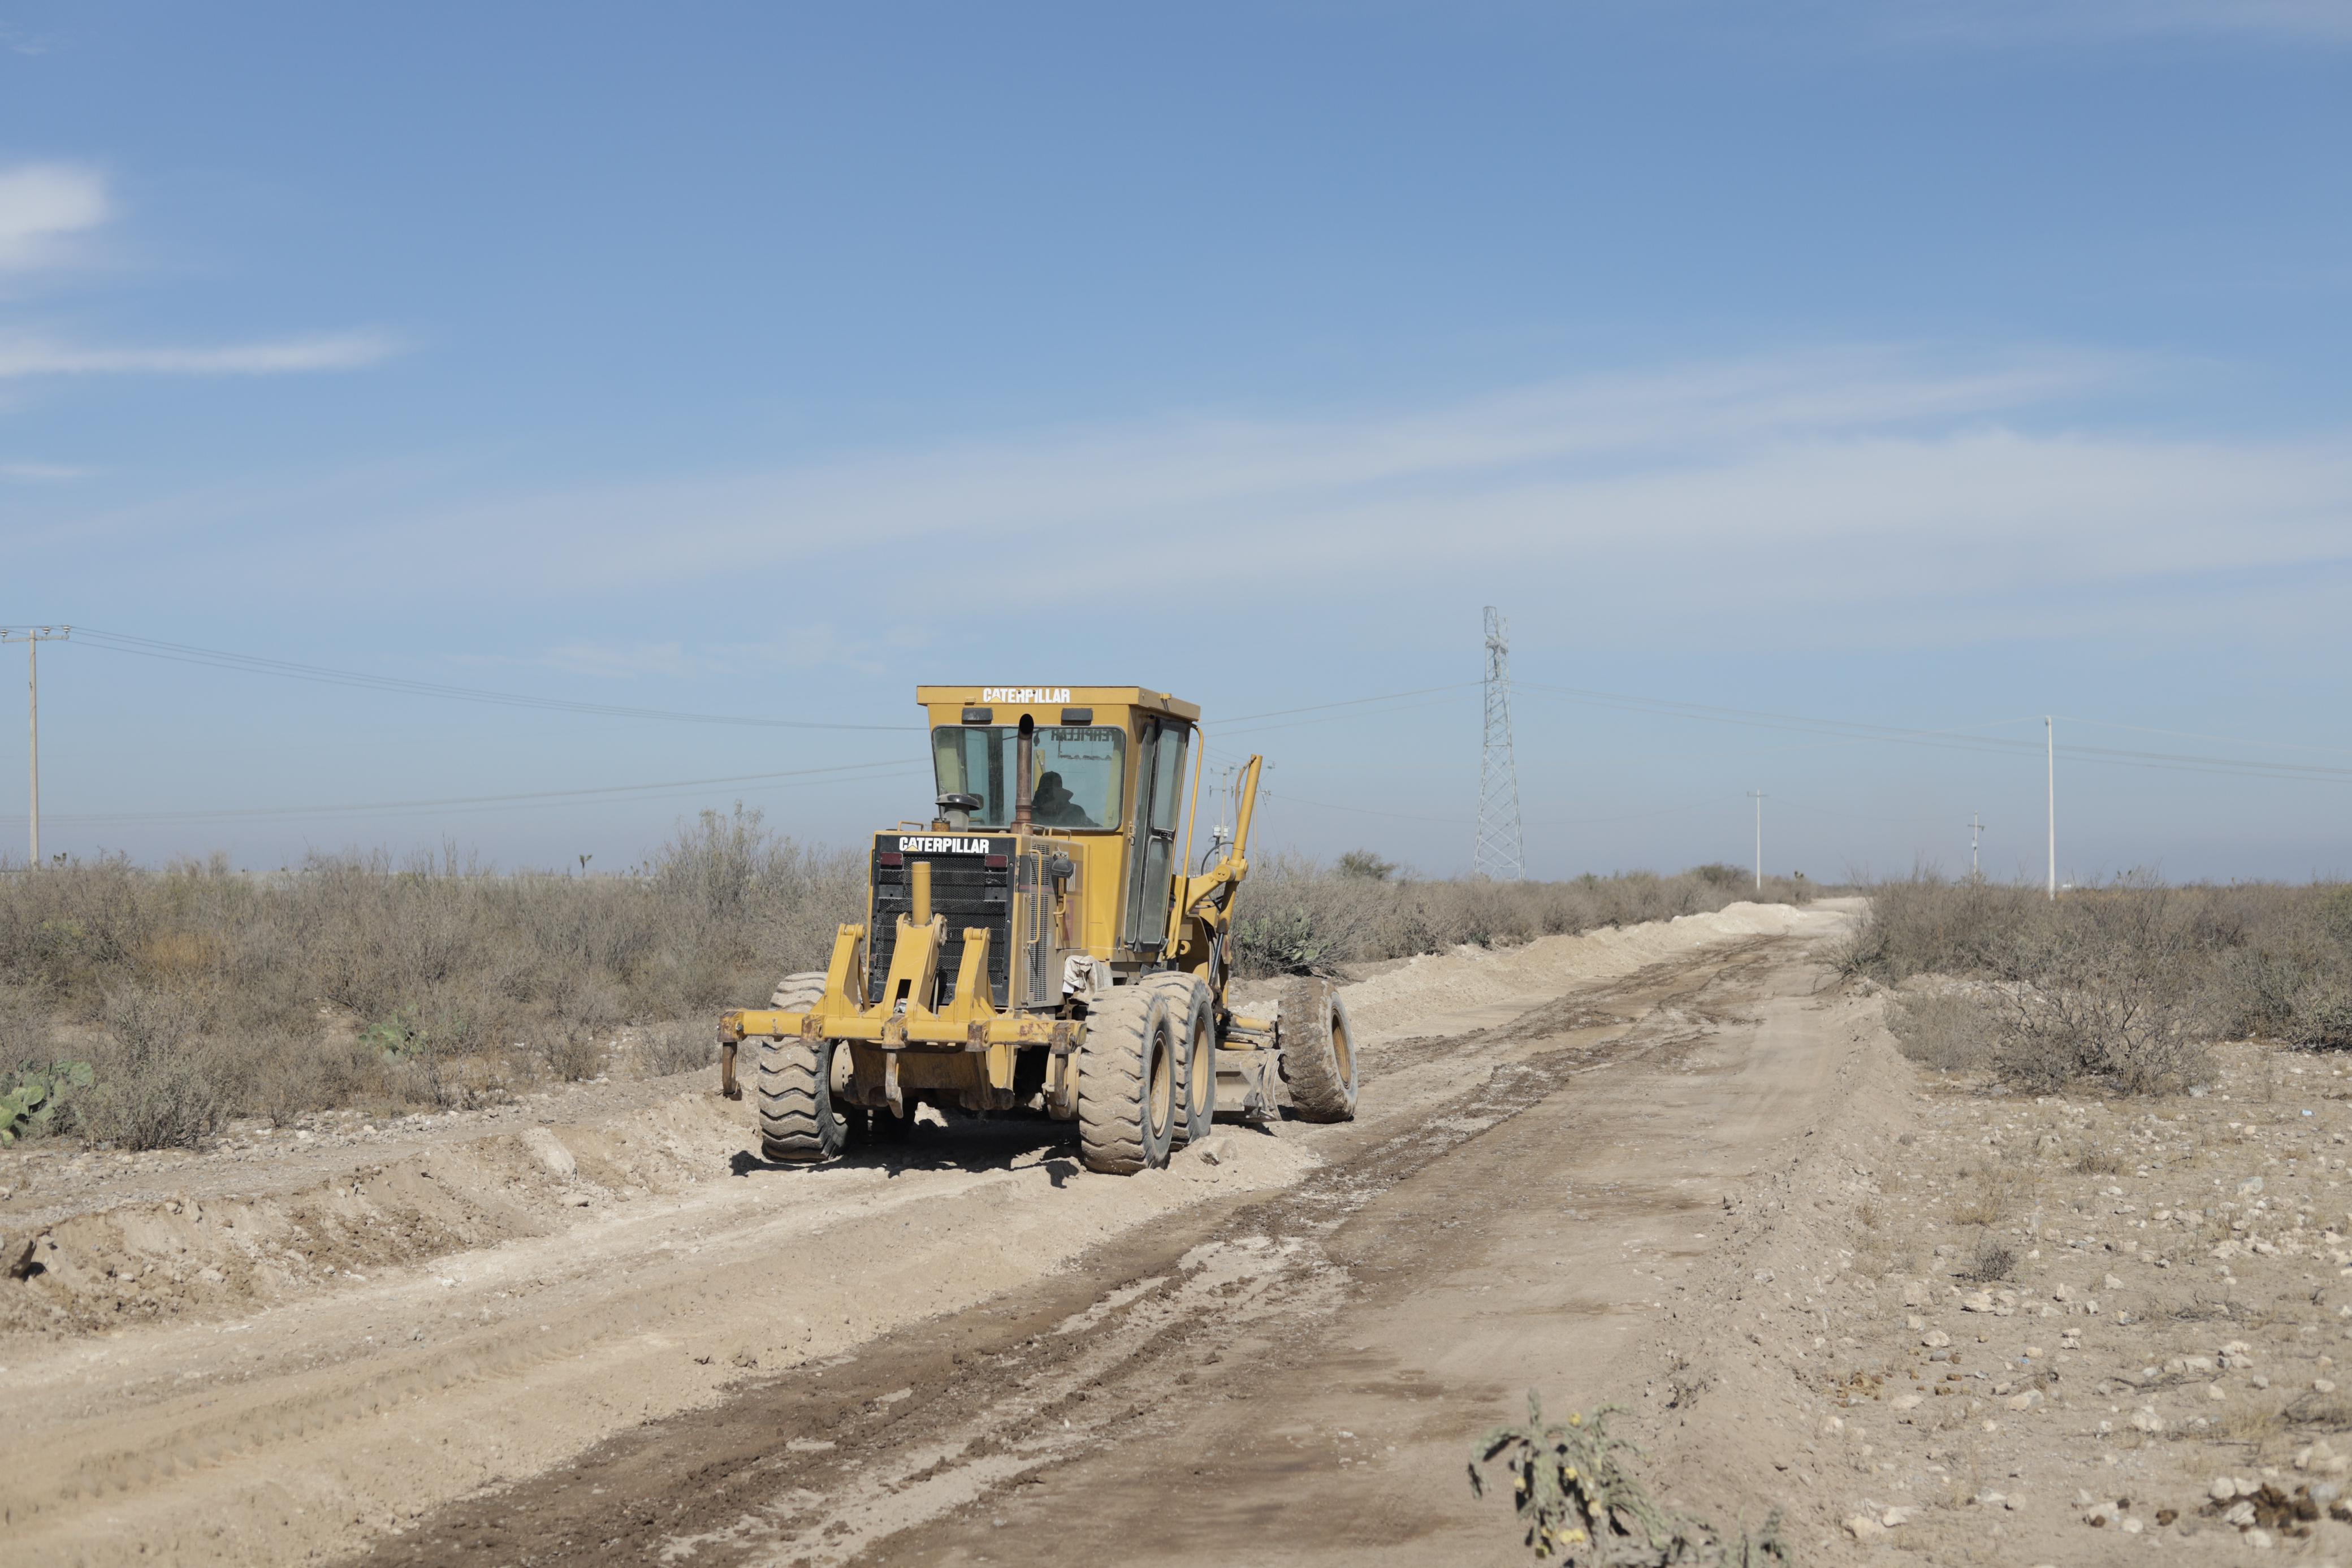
931,725,1126,830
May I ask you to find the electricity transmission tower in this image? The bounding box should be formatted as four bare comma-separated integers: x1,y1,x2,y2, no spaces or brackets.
1473,607,1525,881
1969,812,1987,879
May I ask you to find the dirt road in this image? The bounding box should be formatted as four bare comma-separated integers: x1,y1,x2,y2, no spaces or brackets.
3,902,1874,1566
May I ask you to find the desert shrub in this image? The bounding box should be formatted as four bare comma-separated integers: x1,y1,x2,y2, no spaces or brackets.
235,1026,376,1126
639,1024,712,1077
1235,905,1334,976
1849,871,2352,1094
1884,989,1996,1071
76,984,230,1150
1984,886,2215,1095
0,806,863,1137
530,1026,606,1085
0,821,1808,1133
2292,987,2352,1050
1961,1235,2017,1283
1838,871,2044,984
1232,858,1806,977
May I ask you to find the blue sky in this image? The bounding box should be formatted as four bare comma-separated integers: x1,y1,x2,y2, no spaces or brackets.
3,2,2350,881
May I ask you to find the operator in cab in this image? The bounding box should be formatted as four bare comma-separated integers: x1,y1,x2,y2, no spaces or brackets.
1030,770,1097,828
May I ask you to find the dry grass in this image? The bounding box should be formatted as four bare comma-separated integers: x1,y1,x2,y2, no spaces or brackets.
0,820,1811,1147
1884,990,1999,1071
1948,1166,2035,1227
2215,1400,2297,1445
1233,858,1806,977
0,806,863,1142
1842,873,2352,1095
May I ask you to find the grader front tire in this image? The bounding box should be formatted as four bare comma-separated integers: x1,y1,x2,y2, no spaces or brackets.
1077,987,1178,1175
770,971,827,1010
1276,977,1359,1123
754,1033,850,1162
755,971,848,1162
1143,972,1216,1145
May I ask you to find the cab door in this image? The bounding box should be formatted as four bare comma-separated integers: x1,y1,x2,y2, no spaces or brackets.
1121,716,1190,952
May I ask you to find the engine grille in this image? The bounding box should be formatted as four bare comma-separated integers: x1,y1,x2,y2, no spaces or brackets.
867,837,1013,1008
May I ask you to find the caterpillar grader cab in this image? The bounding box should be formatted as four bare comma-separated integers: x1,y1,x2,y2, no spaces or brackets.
716,686,1359,1173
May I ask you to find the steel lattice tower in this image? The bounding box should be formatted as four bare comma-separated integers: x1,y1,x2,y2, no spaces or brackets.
1473,607,1525,881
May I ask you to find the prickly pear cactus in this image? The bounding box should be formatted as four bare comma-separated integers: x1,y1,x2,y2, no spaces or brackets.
0,1081,41,1143
0,1060,92,1143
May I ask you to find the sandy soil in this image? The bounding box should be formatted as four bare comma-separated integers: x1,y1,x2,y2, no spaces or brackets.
23,896,2215,1568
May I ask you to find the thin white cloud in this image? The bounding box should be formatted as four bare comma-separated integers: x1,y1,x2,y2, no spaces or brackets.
0,162,107,273
0,159,404,388
1878,0,2352,44
353,345,2128,592
47,345,2352,649
777,624,890,675
0,330,404,378
535,641,708,681
0,458,92,481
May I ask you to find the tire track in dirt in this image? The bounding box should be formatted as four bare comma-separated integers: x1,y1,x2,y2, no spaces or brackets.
1,906,1849,1567
350,942,1782,1567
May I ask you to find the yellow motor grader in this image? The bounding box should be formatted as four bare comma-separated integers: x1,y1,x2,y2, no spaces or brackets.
717,686,1357,1173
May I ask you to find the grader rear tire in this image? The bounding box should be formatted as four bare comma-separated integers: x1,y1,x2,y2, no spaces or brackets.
756,973,845,1162
1076,986,1178,1174
1275,977,1358,1123
1143,972,1215,1145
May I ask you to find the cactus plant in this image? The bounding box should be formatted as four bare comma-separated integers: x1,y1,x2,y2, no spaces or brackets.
1468,1392,1792,1565
0,1060,93,1143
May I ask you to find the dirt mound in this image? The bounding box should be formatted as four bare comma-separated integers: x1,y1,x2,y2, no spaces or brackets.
2,1091,749,1335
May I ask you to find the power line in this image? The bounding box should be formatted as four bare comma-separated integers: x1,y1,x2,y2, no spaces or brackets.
72,627,919,733
1216,692,1471,743
1516,679,2049,753
46,759,920,827
1259,789,1473,826
1514,679,2352,786
34,625,2352,864
1221,682,1481,726
1551,792,1750,828
1769,793,1946,828
72,626,2352,786
2054,714,2352,759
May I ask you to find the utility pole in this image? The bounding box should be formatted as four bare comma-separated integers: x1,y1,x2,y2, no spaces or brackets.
1750,790,1764,891
2045,716,2056,900
1969,812,1987,879
1473,607,1525,881
0,626,70,869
